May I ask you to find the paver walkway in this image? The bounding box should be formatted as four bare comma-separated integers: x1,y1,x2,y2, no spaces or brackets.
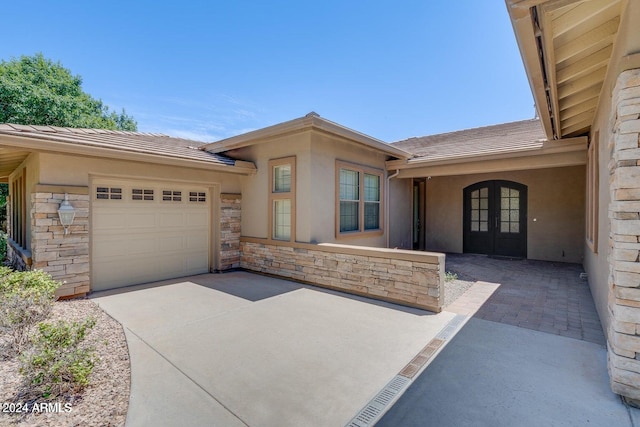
445,253,605,344
377,254,636,427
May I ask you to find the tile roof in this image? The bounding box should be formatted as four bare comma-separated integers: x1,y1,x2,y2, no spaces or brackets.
0,124,236,166
392,119,546,161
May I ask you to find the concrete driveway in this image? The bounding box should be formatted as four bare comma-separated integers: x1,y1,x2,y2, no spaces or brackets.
91,272,460,427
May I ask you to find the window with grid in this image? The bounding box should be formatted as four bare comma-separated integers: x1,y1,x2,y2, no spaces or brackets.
499,187,520,233
339,169,359,232
96,187,123,200
269,157,295,241
162,190,182,202
337,162,383,236
132,189,154,201
189,192,206,202
364,174,380,230
470,187,489,232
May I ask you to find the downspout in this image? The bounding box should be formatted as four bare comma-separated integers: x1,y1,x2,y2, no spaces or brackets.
385,169,400,248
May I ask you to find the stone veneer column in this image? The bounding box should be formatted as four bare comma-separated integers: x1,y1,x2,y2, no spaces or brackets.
30,187,90,298
608,68,640,402
219,193,241,270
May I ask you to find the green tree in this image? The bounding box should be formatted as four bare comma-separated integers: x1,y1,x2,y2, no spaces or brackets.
0,53,137,131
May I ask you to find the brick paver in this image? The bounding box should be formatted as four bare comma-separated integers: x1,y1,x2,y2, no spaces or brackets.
445,254,606,345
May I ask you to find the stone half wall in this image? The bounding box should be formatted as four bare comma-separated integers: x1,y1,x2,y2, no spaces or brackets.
219,193,241,270
31,186,90,298
607,68,640,401
240,238,445,312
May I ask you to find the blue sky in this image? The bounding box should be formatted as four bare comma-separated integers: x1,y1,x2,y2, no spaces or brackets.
1,1,534,143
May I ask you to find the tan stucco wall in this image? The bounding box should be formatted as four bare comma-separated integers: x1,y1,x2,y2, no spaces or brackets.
226,132,312,241
409,166,585,263
309,132,388,246
37,152,242,192
232,130,390,247
584,0,640,339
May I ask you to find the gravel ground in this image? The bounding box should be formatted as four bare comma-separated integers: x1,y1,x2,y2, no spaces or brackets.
0,298,130,427
443,276,474,308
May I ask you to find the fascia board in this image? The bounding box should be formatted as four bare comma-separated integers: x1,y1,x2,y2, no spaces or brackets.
0,134,256,175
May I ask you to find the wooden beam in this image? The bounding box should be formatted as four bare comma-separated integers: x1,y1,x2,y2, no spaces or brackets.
554,17,619,63
559,85,601,111
550,0,620,38
561,108,595,129
562,120,592,136
556,45,612,83
557,66,606,98
560,97,599,119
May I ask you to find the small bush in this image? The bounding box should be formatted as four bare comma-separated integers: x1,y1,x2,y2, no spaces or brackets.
20,317,97,398
445,271,458,282
0,270,59,356
0,231,7,263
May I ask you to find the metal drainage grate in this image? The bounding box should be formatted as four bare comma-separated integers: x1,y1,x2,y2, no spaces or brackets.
346,375,411,427
436,314,466,340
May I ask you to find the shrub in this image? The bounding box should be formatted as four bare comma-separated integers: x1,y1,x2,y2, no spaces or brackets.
0,231,6,263
0,270,59,356
445,271,458,282
20,318,96,397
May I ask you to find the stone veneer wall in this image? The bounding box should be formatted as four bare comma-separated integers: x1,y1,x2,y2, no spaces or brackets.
31,186,90,298
608,68,640,401
240,238,445,312
219,193,241,270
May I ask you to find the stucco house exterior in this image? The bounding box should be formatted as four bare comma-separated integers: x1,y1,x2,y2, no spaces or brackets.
1,0,639,403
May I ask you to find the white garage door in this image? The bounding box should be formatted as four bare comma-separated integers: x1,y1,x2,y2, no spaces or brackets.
92,179,210,291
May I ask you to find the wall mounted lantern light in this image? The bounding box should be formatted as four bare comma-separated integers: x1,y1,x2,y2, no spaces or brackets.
57,193,76,235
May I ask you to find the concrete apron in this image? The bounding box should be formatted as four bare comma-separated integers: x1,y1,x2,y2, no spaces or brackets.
90,272,462,427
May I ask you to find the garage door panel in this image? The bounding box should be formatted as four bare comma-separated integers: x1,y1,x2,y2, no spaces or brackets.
158,235,186,251
187,211,209,227
92,181,211,291
127,212,159,228
186,234,208,250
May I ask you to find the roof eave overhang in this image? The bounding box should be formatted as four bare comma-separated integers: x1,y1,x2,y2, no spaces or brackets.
507,0,557,140
203,115,412,159
386,135,587,175
0,134,257,175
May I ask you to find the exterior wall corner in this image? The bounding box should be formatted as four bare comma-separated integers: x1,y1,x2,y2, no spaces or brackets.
607,67,640,400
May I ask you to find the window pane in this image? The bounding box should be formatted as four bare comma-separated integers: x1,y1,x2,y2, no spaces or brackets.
479,222,488,232
480,187,488,197
501,222,510,233
510,197,519,209
471,190,479,199
364,174,380,202
364,202,379,230
340,169,359,200
471,198,479,209
471,210,479,221
340,201,359,232
510,223,520,233
274,165,291,193
510,210,519,222
471,222,479,232
501,187,509,197
501,210,509,221
480,198,488,210
273,199,291,240
480,210,488,222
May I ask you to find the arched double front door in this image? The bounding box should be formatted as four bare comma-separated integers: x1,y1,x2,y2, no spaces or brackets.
463,180,527,258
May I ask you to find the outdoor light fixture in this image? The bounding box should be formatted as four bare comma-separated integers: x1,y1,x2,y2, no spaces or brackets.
57,193,76,235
